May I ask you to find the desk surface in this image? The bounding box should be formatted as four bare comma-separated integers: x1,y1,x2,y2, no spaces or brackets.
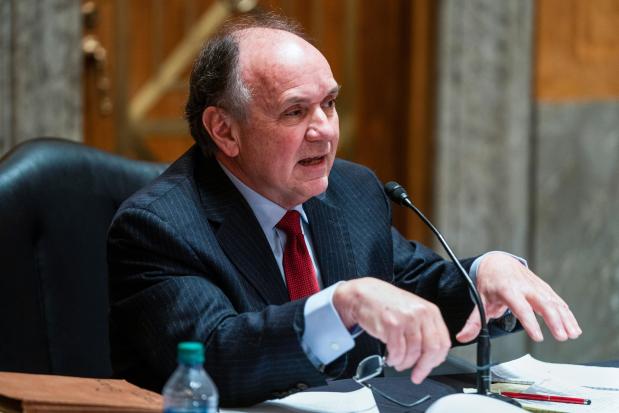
309,360,619,413
310,375,468,413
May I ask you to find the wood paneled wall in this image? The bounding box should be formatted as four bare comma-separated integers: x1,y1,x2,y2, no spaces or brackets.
535,0,619,101
82,0,438,243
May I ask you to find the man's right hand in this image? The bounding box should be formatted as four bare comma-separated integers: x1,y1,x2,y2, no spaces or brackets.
333,278,451,384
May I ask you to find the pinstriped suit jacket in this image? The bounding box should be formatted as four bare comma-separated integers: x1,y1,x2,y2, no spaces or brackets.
107,145,476,406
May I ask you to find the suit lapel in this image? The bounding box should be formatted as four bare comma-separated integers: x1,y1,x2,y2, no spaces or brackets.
304,196,358,287
195,156,289,305
216,207,290,305
193,151,358,302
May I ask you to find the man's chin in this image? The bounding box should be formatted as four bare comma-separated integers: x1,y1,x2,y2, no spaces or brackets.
299,177,329,200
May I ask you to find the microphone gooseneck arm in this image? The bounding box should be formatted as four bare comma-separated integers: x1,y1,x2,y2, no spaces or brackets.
384,181,491,396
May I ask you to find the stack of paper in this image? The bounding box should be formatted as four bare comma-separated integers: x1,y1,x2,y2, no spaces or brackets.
493,354,619,391
490,354,619,413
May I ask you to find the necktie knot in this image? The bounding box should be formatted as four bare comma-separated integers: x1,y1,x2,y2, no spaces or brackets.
276,210,303,237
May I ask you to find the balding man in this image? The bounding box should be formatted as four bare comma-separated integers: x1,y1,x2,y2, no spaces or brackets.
108,14,581,407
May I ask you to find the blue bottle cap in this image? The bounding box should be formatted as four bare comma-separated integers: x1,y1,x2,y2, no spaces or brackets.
177,341,205,364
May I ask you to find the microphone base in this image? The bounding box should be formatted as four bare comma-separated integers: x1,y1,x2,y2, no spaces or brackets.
482,392,522,408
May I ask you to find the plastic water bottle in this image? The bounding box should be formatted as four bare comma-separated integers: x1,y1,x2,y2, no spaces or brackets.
162,342,218,413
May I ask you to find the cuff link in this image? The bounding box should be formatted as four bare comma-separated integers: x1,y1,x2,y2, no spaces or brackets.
499,309,518,332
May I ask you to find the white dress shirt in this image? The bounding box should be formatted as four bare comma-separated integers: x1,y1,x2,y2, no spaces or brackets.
219,162,524,369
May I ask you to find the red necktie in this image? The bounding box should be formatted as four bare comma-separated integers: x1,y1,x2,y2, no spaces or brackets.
276,210,319,301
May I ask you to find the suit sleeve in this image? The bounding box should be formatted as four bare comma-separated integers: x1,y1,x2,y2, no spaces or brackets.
391,228,477,340
107,207,330,406
367,171,477,340
346,166,478,341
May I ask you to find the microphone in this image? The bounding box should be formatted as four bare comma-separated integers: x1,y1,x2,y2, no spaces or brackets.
384,181,517,405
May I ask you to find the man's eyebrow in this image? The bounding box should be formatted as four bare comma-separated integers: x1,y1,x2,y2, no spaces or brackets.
329,85,342,95
280,85,342,106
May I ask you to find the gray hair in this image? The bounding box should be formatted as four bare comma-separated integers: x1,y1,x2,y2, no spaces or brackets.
185,12,307,156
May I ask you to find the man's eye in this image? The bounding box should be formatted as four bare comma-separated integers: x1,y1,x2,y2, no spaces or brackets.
284,109,304,117
324,99,336,109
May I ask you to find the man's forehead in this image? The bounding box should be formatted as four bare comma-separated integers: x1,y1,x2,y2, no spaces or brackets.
237,28,315,68
236,27,335,103
235,27,306,49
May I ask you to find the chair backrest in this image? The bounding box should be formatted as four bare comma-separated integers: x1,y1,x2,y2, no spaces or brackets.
0,138,166,377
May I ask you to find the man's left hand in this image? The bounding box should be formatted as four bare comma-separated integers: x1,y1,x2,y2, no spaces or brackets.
456,253,582,343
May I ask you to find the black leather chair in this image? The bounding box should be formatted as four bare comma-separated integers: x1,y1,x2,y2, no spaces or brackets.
0,138,166,377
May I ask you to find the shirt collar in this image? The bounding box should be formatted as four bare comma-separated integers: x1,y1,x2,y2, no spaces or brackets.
218,161,309,233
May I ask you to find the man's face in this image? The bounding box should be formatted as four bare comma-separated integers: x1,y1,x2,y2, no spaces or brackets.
219,29,340,209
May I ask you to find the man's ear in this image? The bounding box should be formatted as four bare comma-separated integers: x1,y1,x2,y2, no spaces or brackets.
202,106,239,157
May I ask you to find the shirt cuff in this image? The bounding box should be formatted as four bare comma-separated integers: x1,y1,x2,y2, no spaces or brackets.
470,251,527,329
469,251,528,284
301,282,356,368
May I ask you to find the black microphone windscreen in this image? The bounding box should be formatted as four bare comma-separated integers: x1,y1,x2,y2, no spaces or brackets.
384,181,408,205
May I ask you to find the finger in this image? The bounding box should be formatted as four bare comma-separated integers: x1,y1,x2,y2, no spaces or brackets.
411,317,449,384
435,309,452,356
398,323,422,371
549,295,582,339
456,306,482,343
410,341,446,385
562,305,582,338
385,326,407,369
410,338,432,384
508,295,544,342
529,294,569,341
533,293,584,341
485,301,510,320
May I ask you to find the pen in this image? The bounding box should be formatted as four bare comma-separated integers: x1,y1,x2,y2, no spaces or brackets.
500,391,591,405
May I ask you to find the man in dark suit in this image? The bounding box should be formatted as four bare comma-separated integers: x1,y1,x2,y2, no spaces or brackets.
107,14,581,407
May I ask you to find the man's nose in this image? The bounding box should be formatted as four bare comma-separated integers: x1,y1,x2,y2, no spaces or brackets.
305,106,337,141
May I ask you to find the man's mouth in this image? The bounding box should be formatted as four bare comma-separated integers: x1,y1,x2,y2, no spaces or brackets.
299,155,326,166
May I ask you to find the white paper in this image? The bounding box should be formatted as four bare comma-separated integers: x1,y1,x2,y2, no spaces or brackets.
518,379,619,413
490,354,619,413
221,387,379,413
492,354,619,391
